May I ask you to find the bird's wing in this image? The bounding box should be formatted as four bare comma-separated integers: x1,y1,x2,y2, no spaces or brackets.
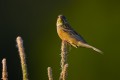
63,23,87,43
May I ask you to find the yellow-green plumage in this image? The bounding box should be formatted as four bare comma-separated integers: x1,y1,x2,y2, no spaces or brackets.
56,15,103,54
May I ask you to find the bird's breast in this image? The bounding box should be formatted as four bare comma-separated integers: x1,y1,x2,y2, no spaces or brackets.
57,26,69,40
57,26,79,45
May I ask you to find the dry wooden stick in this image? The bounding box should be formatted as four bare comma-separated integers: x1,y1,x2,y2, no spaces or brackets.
60,41,68,69
47,67,53,80
62,64,68,80
16,36,29,80
2,58,8,80
59,41,68,80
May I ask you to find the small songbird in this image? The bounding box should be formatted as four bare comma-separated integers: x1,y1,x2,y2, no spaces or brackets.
56,15,102,53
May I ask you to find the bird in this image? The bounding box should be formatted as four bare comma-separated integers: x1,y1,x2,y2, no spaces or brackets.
56,15,103,54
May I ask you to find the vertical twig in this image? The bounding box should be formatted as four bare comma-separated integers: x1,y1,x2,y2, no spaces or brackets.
60,41,68,69
47,67,53,80
62,64,68,80
59,40,68,80
16,36,29,80
2,58,8,80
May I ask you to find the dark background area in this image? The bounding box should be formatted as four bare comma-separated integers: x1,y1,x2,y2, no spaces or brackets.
0,0,120,80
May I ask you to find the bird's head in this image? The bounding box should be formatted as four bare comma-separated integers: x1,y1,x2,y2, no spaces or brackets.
56,15,68,26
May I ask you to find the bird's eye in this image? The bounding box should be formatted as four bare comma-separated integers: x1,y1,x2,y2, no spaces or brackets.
62,16,66,20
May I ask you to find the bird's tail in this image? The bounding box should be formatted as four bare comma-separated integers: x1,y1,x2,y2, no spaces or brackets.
78,42,103,54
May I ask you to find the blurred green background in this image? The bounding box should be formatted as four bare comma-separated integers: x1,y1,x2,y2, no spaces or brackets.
0,0,120,80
